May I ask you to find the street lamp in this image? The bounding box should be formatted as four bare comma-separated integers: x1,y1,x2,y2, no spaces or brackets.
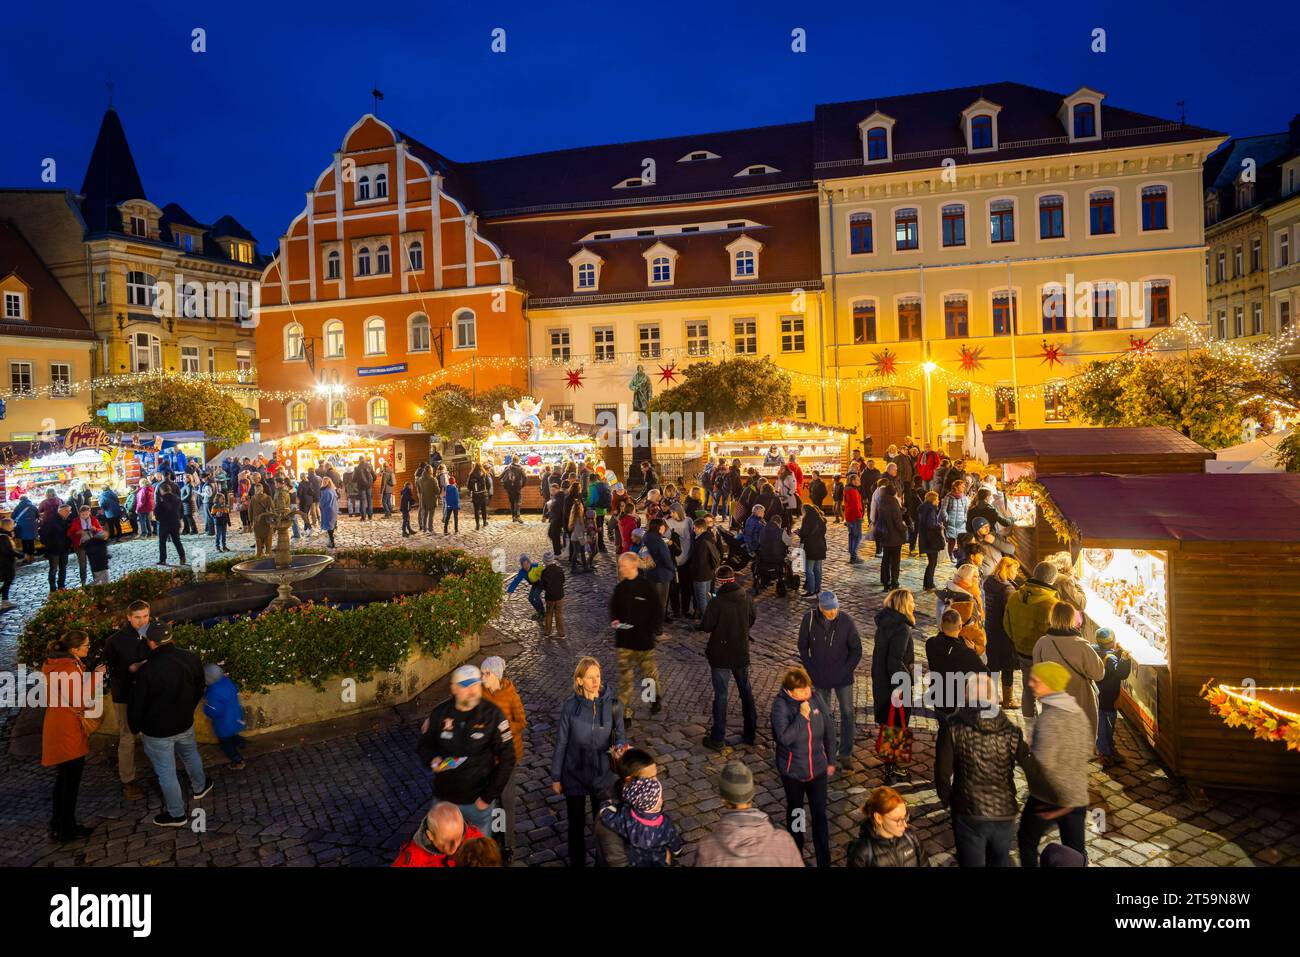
922,360,937,444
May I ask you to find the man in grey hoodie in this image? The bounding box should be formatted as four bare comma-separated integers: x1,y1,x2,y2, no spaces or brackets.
1018,661,1092,866
691,761,803,867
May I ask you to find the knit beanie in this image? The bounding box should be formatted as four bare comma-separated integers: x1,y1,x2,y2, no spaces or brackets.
1032,660,1071,693
623,776,663,813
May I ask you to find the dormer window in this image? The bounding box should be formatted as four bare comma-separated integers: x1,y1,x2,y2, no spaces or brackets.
229,241,253,264
678,150,720,163
736,164,779,177
642,242,678,287
726,234,763,281
1235,179,1254,211
962,99,1002,153
129,216,147,238
4,291,25,321
354,164,388,202
1205,193,1219,227
971,116,994,150
1061,87,1105,142
570,248,605,292
859,112,896,165
1073,103,1096,139
613,177,652,189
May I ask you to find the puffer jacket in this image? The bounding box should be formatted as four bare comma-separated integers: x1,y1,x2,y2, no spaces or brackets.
1003,579,1059,658
871,606,915,724
701,582,755,669
551,686,625,797
391,821,484,867
771,689,836,782
692,809,804,867
757,521,788,564
982,576,1019,672
935,707,1029,820
917,501,945,552
1027,692,1092,808
940,492,968,535
797,510,827,561
846,823,930,867
797,609,862,689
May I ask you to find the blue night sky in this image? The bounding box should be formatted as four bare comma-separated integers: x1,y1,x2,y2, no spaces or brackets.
3,0,1294,250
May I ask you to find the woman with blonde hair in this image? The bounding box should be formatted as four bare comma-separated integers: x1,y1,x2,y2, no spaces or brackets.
551,656,627,866
983,556,1021,708
872,588,917,785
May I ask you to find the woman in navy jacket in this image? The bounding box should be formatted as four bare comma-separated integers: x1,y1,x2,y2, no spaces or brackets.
771,666,837,867
551,656,627,867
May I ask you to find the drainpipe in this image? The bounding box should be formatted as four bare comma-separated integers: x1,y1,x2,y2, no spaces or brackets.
816,294,827,422
824,187,842,424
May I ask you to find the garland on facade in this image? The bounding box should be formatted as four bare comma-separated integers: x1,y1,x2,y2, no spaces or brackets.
1007,477,1079,543
1200,680,1300,753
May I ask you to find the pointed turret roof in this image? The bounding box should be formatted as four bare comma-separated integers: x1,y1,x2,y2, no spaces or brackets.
79,107,146,233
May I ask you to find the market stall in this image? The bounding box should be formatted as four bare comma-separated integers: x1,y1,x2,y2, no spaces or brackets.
477,408,601,511
985,427,1213,568
1,447,126,505
1018,473,1300,793
275,426,430,507
700,419,854,491
127,431,209,481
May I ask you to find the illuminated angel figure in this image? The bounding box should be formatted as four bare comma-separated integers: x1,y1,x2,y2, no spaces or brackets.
502,396,544,439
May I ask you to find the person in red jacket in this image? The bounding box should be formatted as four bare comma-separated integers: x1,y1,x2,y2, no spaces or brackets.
786,454,804,496
916,441,942,492
67,505,103,587
392,802,484,867
843,473,865,565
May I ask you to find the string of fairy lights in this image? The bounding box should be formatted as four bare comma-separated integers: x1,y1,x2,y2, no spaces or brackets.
7,315,1294,406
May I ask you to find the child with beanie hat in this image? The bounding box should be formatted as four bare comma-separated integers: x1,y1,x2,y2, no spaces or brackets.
1092,628,1132,767
598,775,683,867
202,663,247,769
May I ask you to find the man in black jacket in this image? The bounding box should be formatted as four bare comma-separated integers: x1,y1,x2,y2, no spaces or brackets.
128,624,211,827
547,483,567,556
501,460,525,523
38,503,73,591
689,517,722,619
609,551,665,727
797,591,863,769
700,566,757,749
925,609,991,750
416,664,516,840
102,600,155,800
154,490,185,565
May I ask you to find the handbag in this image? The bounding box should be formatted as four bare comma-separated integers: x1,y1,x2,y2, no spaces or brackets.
875,703,913,766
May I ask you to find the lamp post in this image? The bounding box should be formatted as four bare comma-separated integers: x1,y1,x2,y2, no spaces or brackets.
922,358,937,446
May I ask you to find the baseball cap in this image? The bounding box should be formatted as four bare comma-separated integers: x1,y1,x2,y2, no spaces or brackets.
451,664,482,688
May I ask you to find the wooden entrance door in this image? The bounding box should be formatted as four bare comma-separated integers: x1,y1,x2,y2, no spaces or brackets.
862,399,910,457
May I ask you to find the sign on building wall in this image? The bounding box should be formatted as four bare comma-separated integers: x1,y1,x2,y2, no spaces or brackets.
356,363,408,377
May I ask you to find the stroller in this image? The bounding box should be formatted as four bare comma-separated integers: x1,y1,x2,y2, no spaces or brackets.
715,525,751,572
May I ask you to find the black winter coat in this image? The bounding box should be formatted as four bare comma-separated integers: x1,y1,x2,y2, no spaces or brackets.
934,707,1029,820
700,582,755,668
126,642,205,738
871,607,915,724
797,609,862,689
917,501,945,552
924,634,989,715
539,563,565,600
758,521,788,564
872,491,908,548
982,577,1019,672
38,514,72,555
797,510,827,561
690,528,722,583
846,823,930,867
417,698,516,805
609,574,663,651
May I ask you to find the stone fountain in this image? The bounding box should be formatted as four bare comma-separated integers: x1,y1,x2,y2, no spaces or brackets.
232,482,333,610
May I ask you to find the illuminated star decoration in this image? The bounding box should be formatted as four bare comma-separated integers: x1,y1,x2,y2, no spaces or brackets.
564,367,585,390
872,349,898,377
1037,340,1067,369
1128,335,1153,358
657,362,678,385
958,344,984,372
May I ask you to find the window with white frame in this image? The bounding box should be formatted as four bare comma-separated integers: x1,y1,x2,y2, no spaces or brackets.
1216,251,1226,283
570,249,603,292
1252,302,1263,336
409,314,430,352
207,347,215,374
1216,310,1227,339
733,318,757,354
49,362,71,397
651,257,672,284
97,270,107,304
638,324,661,358
9,361,33,396
236,349,252,373
1141,186,1169,231
578,263,596,288
550,328,571,360
593,326,615,362
129,216,147,238
326,250,341,280
375,172,388,199
132,332,161,372
1279,231,1291,267
126,271,157,307
368,396,389,425
288,401,307,433
356,246,372,276
865,126,890,162
989,199,1015,243
1281,301,1292,333
455,309,476,349
407,240,423,272
780,315,805,353
376,244,391,274
1234,245,1243,277
3,291,23,320
285,323,305,361
1234,306,1244,338
1251,237,1262,272
727,235,762,280
970,115,994,150
685,320,709,356
357,175,370,202
734,249,755,278
181,346,200,374
324,320,345,358
364,317,386,355
329,399,348,427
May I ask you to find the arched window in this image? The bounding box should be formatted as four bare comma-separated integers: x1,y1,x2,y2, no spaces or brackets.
409,313,431,352
734,249,755,277
288,401,308,433
324,319,344,358
407,240,423,271
356,246,372,276
285,323,305,360
376,244,391,274
375,172,388,198
849,212,873,253
364,317,386,355
455,309,476,349
357,175,370,201
368,397,389,426
577,262,596,288
326,250,341,280
131,332,161,372
651,256,671,283
329,399,348,427
126,271,157,307
866,127,889,161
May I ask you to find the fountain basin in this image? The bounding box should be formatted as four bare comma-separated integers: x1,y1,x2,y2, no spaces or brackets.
231,554,335,585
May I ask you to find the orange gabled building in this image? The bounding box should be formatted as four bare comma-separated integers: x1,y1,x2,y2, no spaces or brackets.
256,114,527,437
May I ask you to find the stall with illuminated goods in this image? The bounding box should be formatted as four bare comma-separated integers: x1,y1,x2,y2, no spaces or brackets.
274,426,430,507
700,419,854,489
1020,473,1300,793
475,398,601,509
983,427,1212,569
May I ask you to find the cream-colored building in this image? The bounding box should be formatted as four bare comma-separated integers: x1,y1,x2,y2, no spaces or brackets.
816,83,1225,454
1264,161,1300,357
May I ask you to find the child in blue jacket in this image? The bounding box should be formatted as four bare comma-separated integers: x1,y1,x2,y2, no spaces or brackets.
442,477,461,534
203,664,247,769
742,504,766,555
506,553,546,618
598,776,683,867
1093,628,1133,767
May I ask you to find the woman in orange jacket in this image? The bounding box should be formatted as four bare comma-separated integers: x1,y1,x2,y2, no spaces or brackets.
42,631,102,843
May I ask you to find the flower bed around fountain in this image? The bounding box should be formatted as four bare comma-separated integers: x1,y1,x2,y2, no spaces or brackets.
19,548,502,739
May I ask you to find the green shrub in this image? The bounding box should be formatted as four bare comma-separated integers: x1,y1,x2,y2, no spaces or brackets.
19,549,501,694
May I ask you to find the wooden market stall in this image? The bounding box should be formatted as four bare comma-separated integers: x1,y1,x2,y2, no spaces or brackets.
985,427,1213,569
1021,473,1300,793
274,426,430,507
475,416,602,512
700,419,854,495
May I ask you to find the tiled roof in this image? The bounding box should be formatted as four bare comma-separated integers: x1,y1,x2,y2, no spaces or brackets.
79,108,146,234
210,215,256,242
983,426,1212,461
1203,122,1300,220
0,221,97,340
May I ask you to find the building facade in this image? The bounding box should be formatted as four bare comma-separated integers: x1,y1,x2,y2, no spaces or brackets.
0,222,98,439
255,115,527,437
815,83,1225,454
0,108,265,428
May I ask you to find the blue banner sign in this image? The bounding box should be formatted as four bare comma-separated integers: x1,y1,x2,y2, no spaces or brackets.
356,363,408,377
106,402,144,423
